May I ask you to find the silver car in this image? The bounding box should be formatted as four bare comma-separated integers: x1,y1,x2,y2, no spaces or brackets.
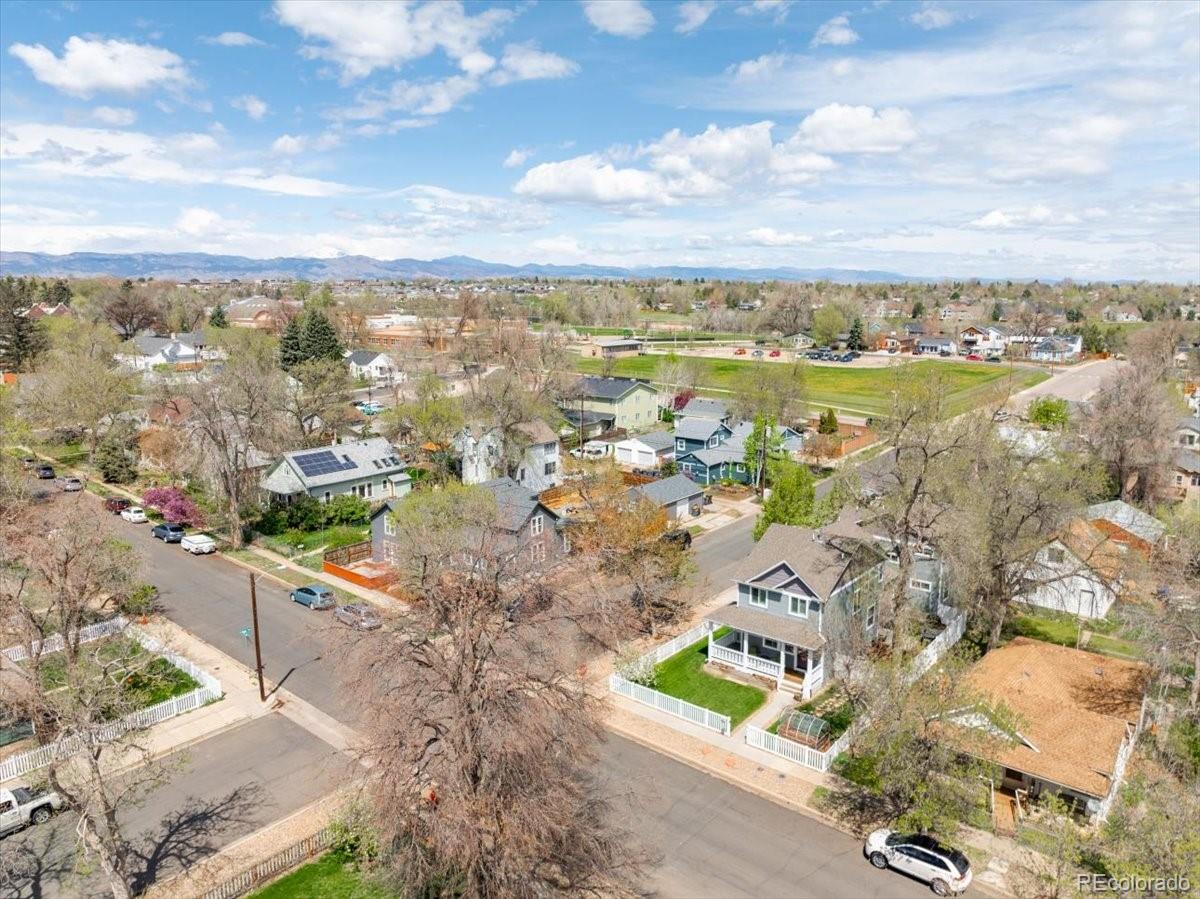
864,829,972,896
333,603,381,630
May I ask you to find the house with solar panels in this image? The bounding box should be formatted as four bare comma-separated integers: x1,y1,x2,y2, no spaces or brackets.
260,437,412,505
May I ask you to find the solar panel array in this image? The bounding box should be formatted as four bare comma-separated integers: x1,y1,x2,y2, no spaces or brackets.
292,450,357,478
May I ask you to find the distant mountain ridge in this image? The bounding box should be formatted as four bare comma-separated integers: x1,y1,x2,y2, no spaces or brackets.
0,251,926,284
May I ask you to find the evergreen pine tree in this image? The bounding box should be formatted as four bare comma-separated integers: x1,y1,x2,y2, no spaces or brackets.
818,408,839,434
299,310,344,362
847,317,866,351
0,277,48,371
279,314,305,370
991,301,1003,322
208,304,229,328
94,428,139,484
911,300,926,318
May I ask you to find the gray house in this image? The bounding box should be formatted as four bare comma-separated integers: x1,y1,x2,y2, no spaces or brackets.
674,418,733,455
261,437,412,504
704,522,887,698
628,473,705,521
676,397,730,424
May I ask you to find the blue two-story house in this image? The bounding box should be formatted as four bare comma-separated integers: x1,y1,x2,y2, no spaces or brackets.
673,418,733,455
703,521,887,698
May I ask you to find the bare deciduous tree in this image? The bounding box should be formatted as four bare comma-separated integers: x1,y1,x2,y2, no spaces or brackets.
1084,365,1180,503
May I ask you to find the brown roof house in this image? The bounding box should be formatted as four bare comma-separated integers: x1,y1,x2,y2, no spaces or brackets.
946,638,1149,823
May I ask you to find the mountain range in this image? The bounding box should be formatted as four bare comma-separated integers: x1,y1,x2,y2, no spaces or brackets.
0,251,926,284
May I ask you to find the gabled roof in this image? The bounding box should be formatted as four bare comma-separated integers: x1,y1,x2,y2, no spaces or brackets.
479,476,558,532
731,523,875,600
957,638,1148,798
677,444,744,467
346,349,383,367
1177,447,1200,474
514,419,558,445
1085,500,1165,546
572,376,653,401
679,397,728,419
1179,415,1200,433
674,418,730,442
629,473,704,507
270,437,405,490
621,430,675,452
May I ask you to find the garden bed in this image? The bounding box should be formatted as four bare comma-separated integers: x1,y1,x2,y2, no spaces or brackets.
258,525,370,559
653,632,766,728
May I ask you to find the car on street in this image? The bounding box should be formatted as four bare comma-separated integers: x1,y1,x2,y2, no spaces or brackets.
733,347,747,355
1,785,64,837
986,355,1002,363
104,497,131,514
151,523,186,543
56,476,83,492
863,829,972,896
768,349,781,357
290,584,335,610
359,401,384,415
838,352,855,362
965,353,983,361
120,506,148,523
334,603,381,630
34,464,55,479
180,533,218,554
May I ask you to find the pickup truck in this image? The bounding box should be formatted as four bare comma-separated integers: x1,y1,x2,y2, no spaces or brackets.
1,785,64,837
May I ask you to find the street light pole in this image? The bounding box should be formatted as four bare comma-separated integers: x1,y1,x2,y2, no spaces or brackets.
248,573,266,702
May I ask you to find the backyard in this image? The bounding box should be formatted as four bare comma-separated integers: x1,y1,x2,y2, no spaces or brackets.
1003,607,1145,660
248,851,388,899
33,635,200,712
653,630,767,728
575,356,1047,417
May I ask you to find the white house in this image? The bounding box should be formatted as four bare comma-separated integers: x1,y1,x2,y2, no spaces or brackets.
612,430,676,468
1029,335,1082,362
261,437,412,504
455,420,563,494
1019,521,1122,620
959,325,1010,355
345,350,403,384
916,336,957,356
784,333,815,350
115,333,214,371
1101,304,1142,323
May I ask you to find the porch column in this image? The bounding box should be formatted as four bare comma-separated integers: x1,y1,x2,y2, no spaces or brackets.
741,629,748,668
802,650,813,700
777,644,785,687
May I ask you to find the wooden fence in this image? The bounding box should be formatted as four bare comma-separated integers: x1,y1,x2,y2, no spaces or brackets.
322,541,373,568
202,827,333,899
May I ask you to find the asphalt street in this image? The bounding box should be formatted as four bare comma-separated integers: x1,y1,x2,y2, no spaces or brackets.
3,715,346,899
1011,357,1122,407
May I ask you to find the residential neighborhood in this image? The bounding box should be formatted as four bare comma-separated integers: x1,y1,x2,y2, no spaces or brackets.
0,2,1198,899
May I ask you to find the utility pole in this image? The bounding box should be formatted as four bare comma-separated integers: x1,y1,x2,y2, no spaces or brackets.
248,573,266,702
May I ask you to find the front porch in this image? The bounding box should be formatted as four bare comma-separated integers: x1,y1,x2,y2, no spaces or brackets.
700,607,825,696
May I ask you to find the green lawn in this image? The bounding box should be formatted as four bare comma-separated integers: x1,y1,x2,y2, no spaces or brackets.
1005,612,1081,647
34,637,200,715
1086,633,1144,659
654,633,767,727
259,524,370,558
248,852,390,899
575,355,1047,417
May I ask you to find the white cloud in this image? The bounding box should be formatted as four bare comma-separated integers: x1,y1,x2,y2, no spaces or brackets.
175,206,227,236
737,1,791,23
504,148,533,168
582,0,655,38
985,114,1131,182
515,154,670,207
910,3,962,31
676,1,717,34
271,134,307,155
489,43,579,86
393,184,550,235
795,103,917,153
231,94,269,120
91,105,137,126
811,15,858,47
204,31,264,47
274,0,514,81
1,123,354,197
8,36,189,97
744,227,811,246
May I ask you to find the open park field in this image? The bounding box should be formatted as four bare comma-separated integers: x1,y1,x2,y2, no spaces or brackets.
575,355,1049,417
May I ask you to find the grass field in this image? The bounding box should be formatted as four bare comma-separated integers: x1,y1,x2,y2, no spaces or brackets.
654,632,766,727
248,852,389,899
576,355,1048,417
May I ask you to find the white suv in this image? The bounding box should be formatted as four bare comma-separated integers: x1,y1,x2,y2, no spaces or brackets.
864,829,972,896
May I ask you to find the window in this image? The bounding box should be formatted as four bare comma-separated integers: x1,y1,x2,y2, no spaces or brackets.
676,439,686,452
707,436,718,448
530,514,544,536
736,463,746,472
383,514,396,537
530,541,546,564
366,482,373,498
1193,474,1200,487
544,461,557,475
323,491,331,503
560,532,571,553
1047,547,1066,564
762,638,778,650
865,603,877,630
909,579,933,592
788,594,807,617
748,586,768,607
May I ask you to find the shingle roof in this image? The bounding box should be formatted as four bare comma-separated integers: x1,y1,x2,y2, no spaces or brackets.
957,638,1148,798
705,603,825,650
674,418,727,442
1086,501,1165,546
479,476,557,532
731,524,858,599
679,444,743,467
1180,415,1200,432
1177,448,1200,474
630,473,704,507
636,430,676,452
573,376,651,401
346,349,381,367
680,397,728,419
514,420,558,445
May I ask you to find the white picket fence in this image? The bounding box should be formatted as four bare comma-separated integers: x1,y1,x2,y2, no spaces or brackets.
745,725,853,772
639,621,714,666
1,616,129,663
0,621,222,783
906,611,968,683
610,673,731,736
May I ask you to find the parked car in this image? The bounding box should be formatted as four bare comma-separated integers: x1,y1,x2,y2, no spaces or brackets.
20,457,37,469
180,534,217,555
334,603,381,630
768,349,782,357
151,523,186,543
986,355,1002,363
120,506,148,523
290,584,335,610
863,830,972,896
569,440,609,460
751,349,764,358
805,350,823,360
733,347,747,355
34,464,55,479
56,476,83,492
104,497,131,514
965,353,983,361
1,785,64,837
838,353,855,362
360,401,384,416
660,528,693,549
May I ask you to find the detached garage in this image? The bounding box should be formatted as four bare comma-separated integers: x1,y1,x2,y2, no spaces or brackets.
628,473,706,522
612,430,676,469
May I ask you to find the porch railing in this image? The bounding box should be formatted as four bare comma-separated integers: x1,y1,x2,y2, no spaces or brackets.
708,642,783,679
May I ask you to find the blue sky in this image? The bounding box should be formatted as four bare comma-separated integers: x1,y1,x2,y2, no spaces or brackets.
1,0,1197,280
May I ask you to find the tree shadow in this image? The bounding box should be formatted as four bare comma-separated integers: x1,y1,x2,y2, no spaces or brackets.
127,782,267,893
0,816,78,899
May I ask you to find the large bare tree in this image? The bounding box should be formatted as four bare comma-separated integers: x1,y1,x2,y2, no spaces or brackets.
1084,365,1180,503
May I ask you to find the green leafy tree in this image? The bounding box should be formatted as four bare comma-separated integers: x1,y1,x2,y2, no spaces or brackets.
811,305,847,347
1027,396,1070,430
818,407,839,434
0,277,48,371
279,315,304,370
846,317,866,351
990,301,1003,322
754,460,816,539
911,299,926,318
742,413,785,494
208,304,229,328
298,310,344,363
93,425,140,484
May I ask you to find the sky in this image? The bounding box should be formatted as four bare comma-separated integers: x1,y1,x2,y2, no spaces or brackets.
1,0,1198,281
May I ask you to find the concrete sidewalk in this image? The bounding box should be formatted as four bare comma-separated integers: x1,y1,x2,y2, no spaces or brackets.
237,543,400,610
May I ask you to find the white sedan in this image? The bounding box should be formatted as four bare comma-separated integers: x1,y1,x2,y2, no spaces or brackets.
120,506,148,523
